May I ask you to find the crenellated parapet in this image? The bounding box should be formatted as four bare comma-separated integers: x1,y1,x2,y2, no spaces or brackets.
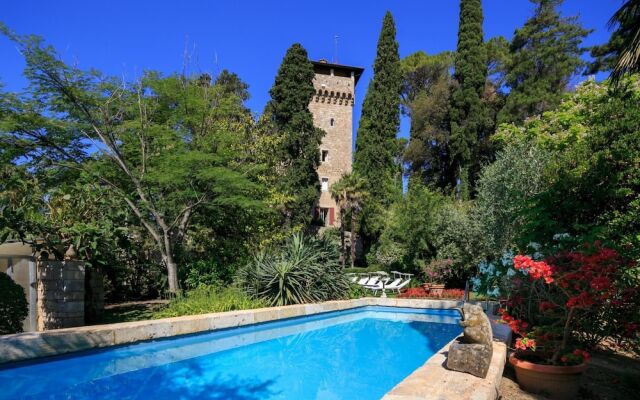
313,89,354,106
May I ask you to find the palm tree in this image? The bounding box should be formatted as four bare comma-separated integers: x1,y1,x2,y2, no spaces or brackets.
330,178,349,267
610,0,640,82
332,173,369,268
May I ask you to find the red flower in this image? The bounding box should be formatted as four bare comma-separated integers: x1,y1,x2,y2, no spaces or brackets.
515,337,536,351
538,301,556,312
567,292,595,308
513,255,554,283
590,276,611,291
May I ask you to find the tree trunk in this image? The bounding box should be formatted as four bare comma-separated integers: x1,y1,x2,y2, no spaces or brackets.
350,212,357,269
163,252,180,294
162,232,180,294
340,209,346,268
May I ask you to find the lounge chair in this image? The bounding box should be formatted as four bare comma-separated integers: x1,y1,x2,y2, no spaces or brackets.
386,278,412,293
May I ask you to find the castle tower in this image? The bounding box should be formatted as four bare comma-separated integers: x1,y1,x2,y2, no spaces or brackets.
309,60,364,227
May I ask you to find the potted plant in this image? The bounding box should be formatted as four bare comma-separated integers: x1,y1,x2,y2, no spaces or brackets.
423,259,452,296
499,243,636,399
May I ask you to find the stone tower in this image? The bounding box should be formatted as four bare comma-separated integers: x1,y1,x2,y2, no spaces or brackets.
309,60,363,227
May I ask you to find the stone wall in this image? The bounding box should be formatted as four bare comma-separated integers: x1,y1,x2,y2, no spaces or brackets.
37,261,86,330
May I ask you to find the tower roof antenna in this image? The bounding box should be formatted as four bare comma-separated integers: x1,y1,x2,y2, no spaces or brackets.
333,35,339,64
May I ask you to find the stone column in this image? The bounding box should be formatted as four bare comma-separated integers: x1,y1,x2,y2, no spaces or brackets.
37,261,85,330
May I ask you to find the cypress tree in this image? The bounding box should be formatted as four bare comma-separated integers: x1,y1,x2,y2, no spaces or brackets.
265,43,324,227
449,0,487,196
498,0,589,124
353,11,402,242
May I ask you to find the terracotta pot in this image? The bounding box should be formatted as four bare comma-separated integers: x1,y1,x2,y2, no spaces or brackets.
509,352,587,400
423,283,445,296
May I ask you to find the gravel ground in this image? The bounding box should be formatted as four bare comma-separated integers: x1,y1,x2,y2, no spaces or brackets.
499,350,640,400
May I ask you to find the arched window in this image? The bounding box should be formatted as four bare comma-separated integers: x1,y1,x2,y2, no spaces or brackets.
330,118,335,127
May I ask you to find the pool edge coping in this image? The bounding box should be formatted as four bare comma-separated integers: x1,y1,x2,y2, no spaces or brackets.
382,315,511,400
0,297,471,365
0,297,510,400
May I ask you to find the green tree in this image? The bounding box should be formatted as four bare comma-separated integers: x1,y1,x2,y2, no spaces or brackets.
449,0,488,195
0,28,265,293
354,11,403,246
494,77,640,257
401,51,455,188
474,140,552,255
263,44,324,228
498,0,590,125
374,184,441,274
0,272,28,334
608,0,640,83
331,173,368,268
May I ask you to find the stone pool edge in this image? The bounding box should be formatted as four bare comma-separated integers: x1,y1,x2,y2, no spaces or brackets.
0,297,470,365
382,313,512,400
0,297,511,399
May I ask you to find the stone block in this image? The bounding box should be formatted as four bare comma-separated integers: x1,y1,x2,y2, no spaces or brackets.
61,280,84,292
446,341,493,378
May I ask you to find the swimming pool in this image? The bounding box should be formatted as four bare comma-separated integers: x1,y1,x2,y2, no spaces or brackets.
0,306,462,400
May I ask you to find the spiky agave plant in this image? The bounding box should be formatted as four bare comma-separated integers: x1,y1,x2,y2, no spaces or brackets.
238,233,349,306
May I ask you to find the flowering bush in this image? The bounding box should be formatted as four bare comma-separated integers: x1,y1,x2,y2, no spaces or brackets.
423,258,455,283
499,243,639,365
398,287,465,300
471,249,517,298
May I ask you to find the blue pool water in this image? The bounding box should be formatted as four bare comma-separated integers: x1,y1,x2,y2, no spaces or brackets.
0,306,462,400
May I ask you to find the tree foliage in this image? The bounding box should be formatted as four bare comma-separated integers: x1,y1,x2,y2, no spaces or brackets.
354,11,403,244
0,27,266,293
401,51,454,188
607,0,640,83
449,0,488,193
0,272,29,334
498,0,590,125
491,78,640,257
263,43,324,228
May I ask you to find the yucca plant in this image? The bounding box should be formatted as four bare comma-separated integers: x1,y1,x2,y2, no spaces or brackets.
238,233,349,306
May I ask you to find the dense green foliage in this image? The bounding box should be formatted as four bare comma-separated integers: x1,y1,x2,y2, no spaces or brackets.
401,51,454,188
496,78,640,254
238,234,349,306
330,173,368,268
607,0,640,82
0,27,270,294
474,140,552,255
373,185,441,274
264,44,324,228
0,272,28,334
154,285,267,318
498,0,589,124
354,11,403,246
449,0,487,193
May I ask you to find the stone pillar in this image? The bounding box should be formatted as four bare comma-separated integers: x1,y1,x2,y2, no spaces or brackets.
37,261,85,330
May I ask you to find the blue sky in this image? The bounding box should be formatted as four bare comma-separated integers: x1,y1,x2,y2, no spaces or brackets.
1,1,621,141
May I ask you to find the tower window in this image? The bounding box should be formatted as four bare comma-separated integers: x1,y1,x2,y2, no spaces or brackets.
321,177,329,192
330,118,335,127
319,208,329,225
321,150,329,162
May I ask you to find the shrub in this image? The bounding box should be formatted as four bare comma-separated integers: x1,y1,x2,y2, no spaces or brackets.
398,287,464,300
154,285,267,318
237,233,350,306
427,200,488,284
499,243,640,364
0,272,28,334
